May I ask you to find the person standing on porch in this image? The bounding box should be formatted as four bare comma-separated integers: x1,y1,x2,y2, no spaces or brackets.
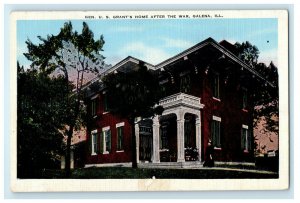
203,140,214,167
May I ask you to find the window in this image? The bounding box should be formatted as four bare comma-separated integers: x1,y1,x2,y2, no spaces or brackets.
211,116,221,148
116,122,125,151
211,73,220,98
242,88,248,109
103,93,110,112
91,130,98,155
160,124,168,149
241,125,251,151
102,127,111,153
180,74,191,93
91,99,97,116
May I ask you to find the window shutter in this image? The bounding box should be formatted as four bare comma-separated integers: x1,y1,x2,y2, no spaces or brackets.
241,129,245,150
100,131,104,154
107,130,111,152
89,134,92,154
247,130,252,150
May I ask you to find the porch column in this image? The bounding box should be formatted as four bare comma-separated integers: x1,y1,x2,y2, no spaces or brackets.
135,117,141,164
177,115,185,162
195,115,201,162
152,115,160,163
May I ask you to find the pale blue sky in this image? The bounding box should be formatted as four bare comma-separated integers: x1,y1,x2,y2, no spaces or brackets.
17,18,278,68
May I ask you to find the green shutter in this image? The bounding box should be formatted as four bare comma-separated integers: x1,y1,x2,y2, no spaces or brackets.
247,129,252,150
95,133,100,154
89,133,92,154
241,129,245,150
107,130,111,152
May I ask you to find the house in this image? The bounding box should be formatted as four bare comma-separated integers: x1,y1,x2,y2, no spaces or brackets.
83,37,274,168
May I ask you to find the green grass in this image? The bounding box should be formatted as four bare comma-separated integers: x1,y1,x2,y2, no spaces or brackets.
35,167,278,179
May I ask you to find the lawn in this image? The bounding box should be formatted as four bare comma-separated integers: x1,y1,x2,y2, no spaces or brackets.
35,167,278,179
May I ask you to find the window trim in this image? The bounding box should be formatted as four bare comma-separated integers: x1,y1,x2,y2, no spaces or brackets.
116,122,125,151
91,129,98,155
102,126,111,154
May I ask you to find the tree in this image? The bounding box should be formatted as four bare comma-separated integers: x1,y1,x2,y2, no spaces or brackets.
24,21,109,176
235,41,260,67
252,62,279,135
234,41,279,150
17,62,72,178
102,62,163,168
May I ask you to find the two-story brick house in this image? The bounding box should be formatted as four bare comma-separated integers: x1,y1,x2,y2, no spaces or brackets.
83,37,273,168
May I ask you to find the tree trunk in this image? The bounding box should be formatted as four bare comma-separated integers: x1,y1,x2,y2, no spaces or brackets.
65,125,74,177
130,118,137,168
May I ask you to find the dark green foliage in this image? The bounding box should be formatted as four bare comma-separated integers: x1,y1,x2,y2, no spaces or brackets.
235,42,279,135
103,62,163,120
103,62,164,168
235,41,260,67
22,21,107,177
17,63,72,178
252,62,279,134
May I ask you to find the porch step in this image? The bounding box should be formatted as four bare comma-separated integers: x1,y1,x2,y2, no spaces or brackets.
138,161,203,169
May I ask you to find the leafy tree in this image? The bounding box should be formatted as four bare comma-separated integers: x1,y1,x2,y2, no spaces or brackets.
102,62,163,168
234,41,279,147
24,21,109,176
235,41,260,67
17,62,72,178
252,62,279,135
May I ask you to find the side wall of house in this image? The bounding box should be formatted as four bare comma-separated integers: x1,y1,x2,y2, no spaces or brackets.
199,68,254,162
85,93,132,165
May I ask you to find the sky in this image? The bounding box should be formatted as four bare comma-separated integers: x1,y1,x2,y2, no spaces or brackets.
17,18,278,68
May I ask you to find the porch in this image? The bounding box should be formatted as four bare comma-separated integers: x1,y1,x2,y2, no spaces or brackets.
135,93,205,166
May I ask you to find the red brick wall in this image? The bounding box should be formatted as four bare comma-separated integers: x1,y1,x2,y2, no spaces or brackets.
198,70,254,162
85,93,132,165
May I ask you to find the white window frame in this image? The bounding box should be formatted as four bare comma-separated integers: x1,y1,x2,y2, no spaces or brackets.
116,122,125,152
102,126,111,154
91,129,98,155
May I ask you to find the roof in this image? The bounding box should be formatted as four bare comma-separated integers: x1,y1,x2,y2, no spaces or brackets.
155,37,274,87
84,37,275,89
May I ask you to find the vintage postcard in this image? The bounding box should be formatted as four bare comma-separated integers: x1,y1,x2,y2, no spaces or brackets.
10,10,289,192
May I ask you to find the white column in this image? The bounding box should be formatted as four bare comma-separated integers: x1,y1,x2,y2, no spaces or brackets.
135,117,141,164
195,115,201,162
152,115,160,163
177,113,185,162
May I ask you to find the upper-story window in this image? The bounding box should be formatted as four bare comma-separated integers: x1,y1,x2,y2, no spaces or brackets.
103,93,110,113
180,74,191,94
242,88,248,109
211,72,220,99
211,116,221,148
91,99,97,116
